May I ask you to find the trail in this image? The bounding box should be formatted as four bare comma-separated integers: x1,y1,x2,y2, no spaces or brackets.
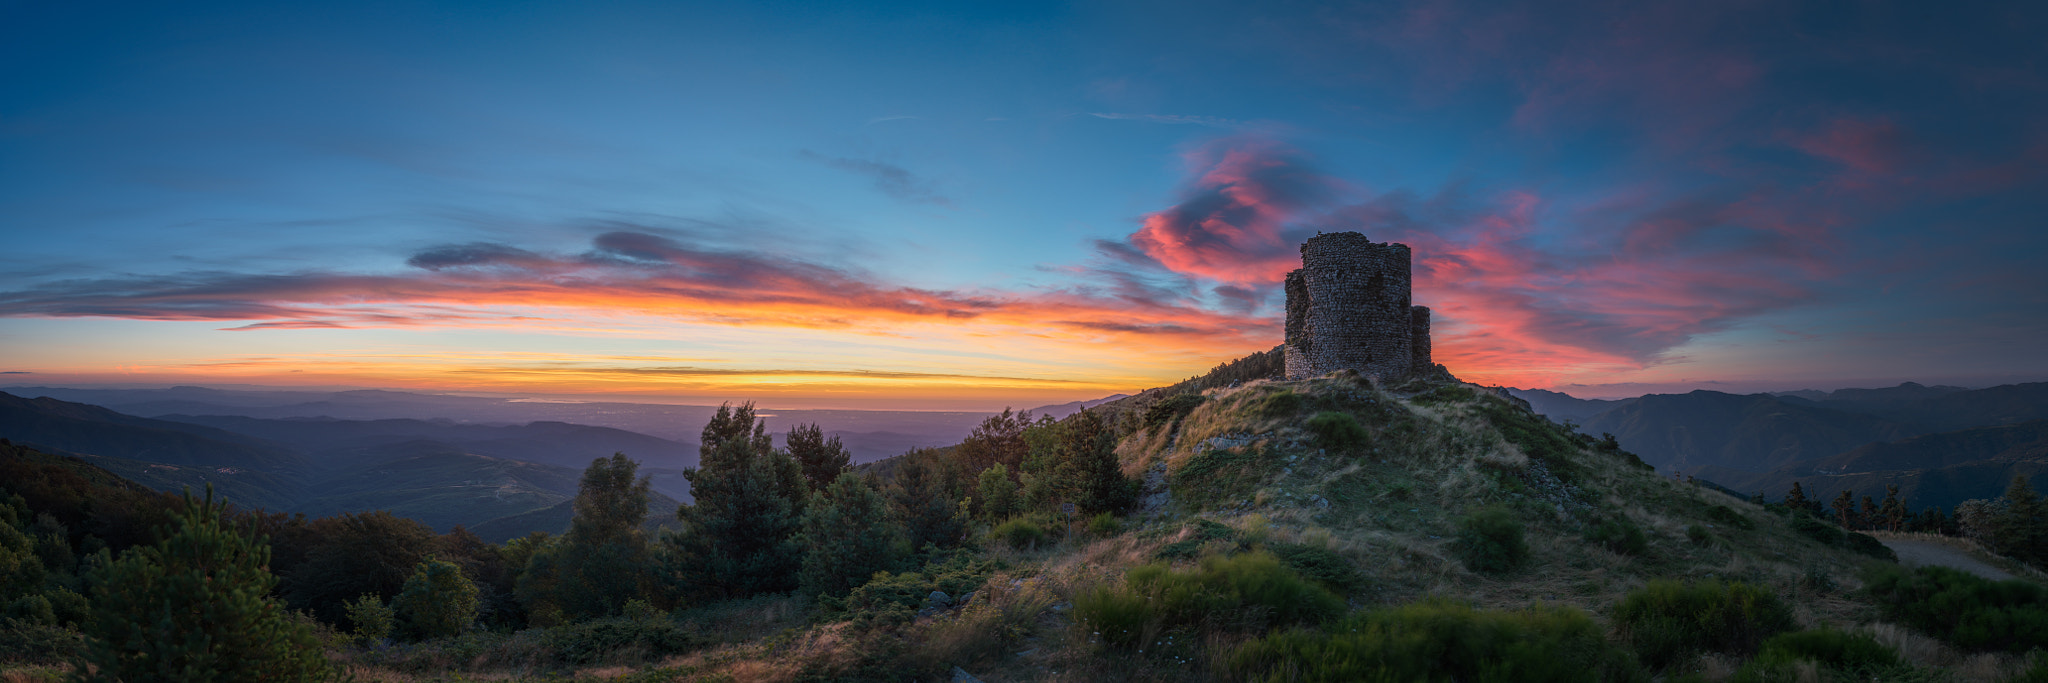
1883,540,2015,582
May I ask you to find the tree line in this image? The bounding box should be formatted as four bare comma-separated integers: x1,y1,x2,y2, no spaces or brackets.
0,401,1140,679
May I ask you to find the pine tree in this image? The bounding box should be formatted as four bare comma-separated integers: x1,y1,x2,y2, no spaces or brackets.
1060,410,1136,515
1993,475,2048,567
519,454,655,619
392,557,480,640
76,488,337,682
667,410,805,601
1880,485,1908,532
1832,490,1856,529
1784,482,1809,512
798,473,907,597
788,423,851,492
888,456,965,551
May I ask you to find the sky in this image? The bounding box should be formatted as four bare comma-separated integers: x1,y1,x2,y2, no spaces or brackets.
2,0,2045,409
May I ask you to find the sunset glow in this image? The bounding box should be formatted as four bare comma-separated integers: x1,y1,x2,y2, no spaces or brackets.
4,2,2045,408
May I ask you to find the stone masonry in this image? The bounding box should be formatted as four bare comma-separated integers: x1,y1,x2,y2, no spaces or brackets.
1283,232,1433,381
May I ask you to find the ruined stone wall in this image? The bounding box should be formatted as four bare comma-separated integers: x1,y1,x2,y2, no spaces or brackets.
1409,306,1432,371
1283,231,1427,381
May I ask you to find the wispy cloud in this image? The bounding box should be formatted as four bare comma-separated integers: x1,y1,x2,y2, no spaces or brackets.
799,151,952,206
1087,112,1241,128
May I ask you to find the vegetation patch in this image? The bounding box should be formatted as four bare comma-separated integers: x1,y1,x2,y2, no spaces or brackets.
1171,447,1277,510
1730,628,1906,683
1584,515,1649,556
1454,505,1529,574
1862,564,2048,653
1230,598,1642,683
1612,579,1796,671
1144,394,1207,428
1073,551,1342,650
1305,411,1368,451
1268,543,1365,593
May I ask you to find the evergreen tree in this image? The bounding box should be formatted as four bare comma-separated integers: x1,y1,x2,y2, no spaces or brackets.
1784,482,1809,512
1880,485,1908,532
392,557,480,640
798,473,906,597
1831,490,1855,529
1861,495,1879,529
519,454,655,620
280,510,437,624
1993,475,2048,567
667,412,804,601
1061,409,1136,515
788,423,851,492
888,456,965,551
975,463,1018,521
956,409,1032,473
76,488,336,682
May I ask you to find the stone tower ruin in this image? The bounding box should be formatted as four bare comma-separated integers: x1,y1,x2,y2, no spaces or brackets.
1283,232,1432,381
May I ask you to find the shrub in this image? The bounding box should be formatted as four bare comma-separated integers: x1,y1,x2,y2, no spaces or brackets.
1074,552,1342,649
543,616,696,666
344,593,395,645
1586,516,1649,556
1706,505,1756,530
1086,513,1121,537
839,555,997,627
1257,390,1304,419
1305,412,1368,450
1269,543,1364,593
988,517,1048,550
77,488,339,681
1230,598,1642,683
1843,532,1896,561
1686,524,1713,547
1455,505,1529,574
1730,629,1902,683
1611,579,1796,671
1155,518,1241,560
392,557,480,640
1789,514,1843,545
1861,564,2048,652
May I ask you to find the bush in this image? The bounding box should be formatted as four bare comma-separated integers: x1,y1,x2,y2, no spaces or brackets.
1789,514,1843,545
1269,543,1364,593
1586,516,1649,556
839,555,997,627
77,489,339,681
1611,579,1796,671
1455,505,1529,574
1086,513,1121,537
988,517,1048,550
1729,628,1900,682
1843,532,1896,561
1230,598,1642,683
1861,564,2048,652
393,557,480,640
543,616,696,666
1686,524,1713,547
1706,505,1756,530
344,593,394,645
1257,390,1304,419
1074,552,1341,649
1305,412,1368,450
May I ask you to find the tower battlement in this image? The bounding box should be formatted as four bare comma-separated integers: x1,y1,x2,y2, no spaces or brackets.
1283,232,1432,381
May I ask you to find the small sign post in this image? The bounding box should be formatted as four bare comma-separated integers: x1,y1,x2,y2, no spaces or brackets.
1061,502,1075,541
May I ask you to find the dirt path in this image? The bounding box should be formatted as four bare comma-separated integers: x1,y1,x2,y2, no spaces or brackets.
1883,540,2016,582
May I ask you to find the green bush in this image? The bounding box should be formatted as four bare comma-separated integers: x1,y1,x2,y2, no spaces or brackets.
988,517,1048,550
1230,598,1643,683
344,593,394,645
1257,390,1304,418
392,557,480,641
1706,505,1756,530
1305,412,1368,450
543,616,696,665
1686,524,1713,547
1611,579,1796,671
1789,514,1843,544
1586,516,1649,556
1074,552,1342,650
1861,564,2048,652
77,489,340,681
1843,532,1896,561
1269,543,1364,593
839,555,997,627
1455,505,1529,574
1729,628,1901,682
1086,512,1121,537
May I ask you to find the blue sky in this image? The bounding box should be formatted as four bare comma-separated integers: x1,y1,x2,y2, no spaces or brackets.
2,1,2045,407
